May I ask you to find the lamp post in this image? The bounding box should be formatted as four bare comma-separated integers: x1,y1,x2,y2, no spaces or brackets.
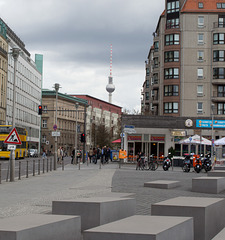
10,47,20,182
53,83,60,170
75,102,79,164
211,103,215,162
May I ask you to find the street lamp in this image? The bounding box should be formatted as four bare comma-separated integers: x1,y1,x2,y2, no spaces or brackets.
211,103,215,163
53,83,60,170
75,102,79,164
10,47,20,182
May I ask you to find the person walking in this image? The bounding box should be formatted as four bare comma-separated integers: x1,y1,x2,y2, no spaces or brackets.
71,148,75,164
57,147,61,163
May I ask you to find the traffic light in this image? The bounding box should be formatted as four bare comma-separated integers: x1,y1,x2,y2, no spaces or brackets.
38,105,42,115
81,133,85,142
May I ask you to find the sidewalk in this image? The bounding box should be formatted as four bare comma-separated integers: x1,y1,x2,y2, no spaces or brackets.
0,162,117,219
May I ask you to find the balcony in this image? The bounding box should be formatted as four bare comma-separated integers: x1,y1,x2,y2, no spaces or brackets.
152,94,159,104
212,91,225,102
213,22,225,29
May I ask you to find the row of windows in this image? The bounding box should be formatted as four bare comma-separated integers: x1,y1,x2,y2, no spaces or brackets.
214,33,225,44
164,68,179,79
214,50,225,62
164,102,178,113
166,18,179,29
164,85,178,96
164,51,179,62
165,34,179,45
213,68,225,79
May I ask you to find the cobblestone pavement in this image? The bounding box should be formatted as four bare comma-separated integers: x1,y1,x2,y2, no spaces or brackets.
1,160,225,220
112,164,225,215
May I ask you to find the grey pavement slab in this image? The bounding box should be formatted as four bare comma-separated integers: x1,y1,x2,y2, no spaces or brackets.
144,180,180,189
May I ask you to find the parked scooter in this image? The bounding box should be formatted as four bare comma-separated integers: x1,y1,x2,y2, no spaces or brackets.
202,154,212,172
163,156,171,171
183,155,191,172
193,155,202,173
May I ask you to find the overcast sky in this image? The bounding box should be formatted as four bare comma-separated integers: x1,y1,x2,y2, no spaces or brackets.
1,0,165,111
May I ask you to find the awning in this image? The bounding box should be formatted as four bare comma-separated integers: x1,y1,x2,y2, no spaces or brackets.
112,138,121,143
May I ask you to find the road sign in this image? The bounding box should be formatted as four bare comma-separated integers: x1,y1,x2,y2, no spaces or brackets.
4,128,22,145
7,145,16,150
52,131,60,137
53,124,57,130
124,125,136,134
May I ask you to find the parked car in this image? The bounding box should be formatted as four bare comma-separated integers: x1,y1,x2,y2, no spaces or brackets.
29,149,38,157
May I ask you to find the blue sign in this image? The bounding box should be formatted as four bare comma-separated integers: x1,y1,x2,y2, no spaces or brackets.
196,120,225,128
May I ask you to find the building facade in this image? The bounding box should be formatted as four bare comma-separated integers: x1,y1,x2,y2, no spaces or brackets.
71,95,122,150
132,0,225,157
0,20,8,125
41,90,88,155
2,18,43,150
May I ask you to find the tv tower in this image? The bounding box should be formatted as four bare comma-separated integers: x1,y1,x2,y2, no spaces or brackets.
106,44,115,103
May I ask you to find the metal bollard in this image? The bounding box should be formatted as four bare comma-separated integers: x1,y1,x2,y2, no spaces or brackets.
38,159,40,175
0,163,1,184
18,161,21,180
62,159,64,171
78,158,80,170
43,158,45,173
50,157,52,171
33,160,35,176
47,158,49,172
26,161,29,178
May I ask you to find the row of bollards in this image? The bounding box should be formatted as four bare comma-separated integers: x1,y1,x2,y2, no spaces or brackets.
0,157,60,183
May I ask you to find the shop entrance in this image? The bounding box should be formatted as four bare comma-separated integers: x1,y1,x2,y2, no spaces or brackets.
151,142,157,156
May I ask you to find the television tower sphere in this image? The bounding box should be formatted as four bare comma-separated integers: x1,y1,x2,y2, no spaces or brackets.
106,76,115,93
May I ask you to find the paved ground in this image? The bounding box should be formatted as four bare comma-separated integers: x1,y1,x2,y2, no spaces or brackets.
1,158,225,220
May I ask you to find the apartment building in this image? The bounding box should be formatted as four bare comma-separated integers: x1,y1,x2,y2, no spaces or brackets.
41,90,88,155
71,95,122,150
123,0,225,157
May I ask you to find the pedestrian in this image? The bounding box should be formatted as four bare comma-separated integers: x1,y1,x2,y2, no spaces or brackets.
105,146,111,163
88,148,93,163
93,147,97,164
57,147,61,163
60,147,64,164
42,149,47,160
71,148,75,164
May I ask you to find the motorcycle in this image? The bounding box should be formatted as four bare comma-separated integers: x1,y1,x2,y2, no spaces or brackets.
194,158,202,173
163,157,171,171
183,160,191,172
202,157,212,172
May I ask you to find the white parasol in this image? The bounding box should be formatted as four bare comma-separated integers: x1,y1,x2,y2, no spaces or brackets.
178,134,212,145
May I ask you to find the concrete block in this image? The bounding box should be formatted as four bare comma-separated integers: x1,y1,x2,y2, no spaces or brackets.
83,215,194,240
0,214,81,240
208,170,225,177
144,180,180,189
151,196,225,240
214,166,225,170
52,197,136,231
192,176,225,194
212,227,225,240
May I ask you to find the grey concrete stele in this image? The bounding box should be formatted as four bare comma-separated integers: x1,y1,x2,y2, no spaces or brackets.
208,170,225,177
144,180,180,189
212,227,225,240
52,197,136,231
0,214,81,240
192,176,225,194
151,197,225,240
83,215,194,240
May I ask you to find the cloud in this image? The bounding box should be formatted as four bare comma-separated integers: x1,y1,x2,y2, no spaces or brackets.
1,0,165,111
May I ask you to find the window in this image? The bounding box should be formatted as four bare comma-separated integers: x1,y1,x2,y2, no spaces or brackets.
42,119,47,128
42,135,46,143
198,68,203,79
164,68,179,79
198,51,204,61
217,3,225,9
146,80,149,88
213,50,225,61
167,1,179,13
153,73,158,84
218,86,225,97
218,103,225,115
164,85,179,96
198,2,203,8
43,105,47,113
154,41,159,52
197,85,203,96
166,18,180,29
165,34,179,45
145,92,149,100
197,102,203,113
164,102,178,113
146,68,150,76
198,33,204,44
219,16,225,27
213,33,225,44
154,57,159,68
198,16,204,27
164,51,179,62
213,68,225,79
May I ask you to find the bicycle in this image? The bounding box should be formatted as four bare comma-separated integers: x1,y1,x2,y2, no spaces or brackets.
148,158,158,171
